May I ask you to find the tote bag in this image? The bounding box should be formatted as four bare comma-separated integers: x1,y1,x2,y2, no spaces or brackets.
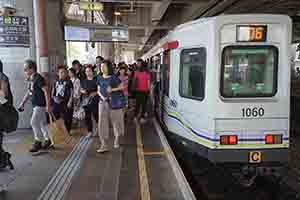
48,113,70,145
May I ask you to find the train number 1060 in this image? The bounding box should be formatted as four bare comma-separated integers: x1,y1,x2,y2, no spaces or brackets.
242,107,264,117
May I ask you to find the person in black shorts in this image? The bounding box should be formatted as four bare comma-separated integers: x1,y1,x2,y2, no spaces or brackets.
52,66,74,134
81,66,99,136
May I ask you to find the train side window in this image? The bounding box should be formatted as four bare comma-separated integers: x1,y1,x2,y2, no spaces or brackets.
163,50,170,96
179,48,206,100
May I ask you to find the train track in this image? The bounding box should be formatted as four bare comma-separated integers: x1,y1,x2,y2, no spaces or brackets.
165,133,300,200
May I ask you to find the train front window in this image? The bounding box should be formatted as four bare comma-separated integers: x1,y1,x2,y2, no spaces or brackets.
221,46,278,98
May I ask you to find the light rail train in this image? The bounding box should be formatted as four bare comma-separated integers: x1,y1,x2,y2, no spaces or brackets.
143,14,292,182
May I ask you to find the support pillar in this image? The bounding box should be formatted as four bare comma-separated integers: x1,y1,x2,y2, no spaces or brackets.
100,43,114,61
33,0,49,73
99,3,115,62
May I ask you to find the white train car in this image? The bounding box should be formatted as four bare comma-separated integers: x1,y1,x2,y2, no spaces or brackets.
143,14,292,178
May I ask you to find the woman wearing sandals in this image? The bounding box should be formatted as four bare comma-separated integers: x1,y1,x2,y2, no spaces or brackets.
97,60,125,153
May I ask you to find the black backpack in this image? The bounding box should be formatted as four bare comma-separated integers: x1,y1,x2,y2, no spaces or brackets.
0,103,19,133
0,72,13,106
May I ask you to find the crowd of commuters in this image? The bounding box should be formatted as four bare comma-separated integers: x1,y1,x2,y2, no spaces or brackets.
0,56,151,155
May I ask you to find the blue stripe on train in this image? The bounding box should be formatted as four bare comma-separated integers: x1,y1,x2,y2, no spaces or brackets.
166,113,289,143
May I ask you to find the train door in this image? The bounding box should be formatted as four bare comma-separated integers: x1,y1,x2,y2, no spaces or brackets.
174,47,207,139
155,53,164,122
161,50,170,124
153,55,161,115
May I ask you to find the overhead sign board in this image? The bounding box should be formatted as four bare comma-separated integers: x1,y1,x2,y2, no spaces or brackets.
64,26,90,41
0,16,30,47
79,2,103,11
64,25,129,42
91,27,129,42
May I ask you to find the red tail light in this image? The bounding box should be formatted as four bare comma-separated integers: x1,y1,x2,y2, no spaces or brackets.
220,135,238,145
265,134,282,144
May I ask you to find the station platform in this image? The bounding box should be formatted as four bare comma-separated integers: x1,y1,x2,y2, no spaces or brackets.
0,118,195,200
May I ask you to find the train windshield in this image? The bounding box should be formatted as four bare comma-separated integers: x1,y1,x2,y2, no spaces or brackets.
221,46,278,98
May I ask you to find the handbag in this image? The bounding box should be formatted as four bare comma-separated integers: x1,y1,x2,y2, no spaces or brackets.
109,91,126,110
108,75,126,110
73,107,86,121
48,113,71,145
82,95,99,112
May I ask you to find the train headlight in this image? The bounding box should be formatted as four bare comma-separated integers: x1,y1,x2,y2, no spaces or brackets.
265,134,282,144
220,135,238,145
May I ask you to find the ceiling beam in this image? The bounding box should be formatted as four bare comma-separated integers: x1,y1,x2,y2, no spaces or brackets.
140,0,171,50
65,21,172,29
64,0,207,5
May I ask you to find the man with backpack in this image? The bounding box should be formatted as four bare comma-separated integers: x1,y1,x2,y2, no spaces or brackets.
0,60,13,152
0,60,15,170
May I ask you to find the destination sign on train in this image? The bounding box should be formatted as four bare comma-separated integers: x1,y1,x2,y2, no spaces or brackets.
236,25,267,42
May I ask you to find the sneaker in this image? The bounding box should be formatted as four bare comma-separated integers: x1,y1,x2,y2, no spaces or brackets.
86,132,92,138
42,140,52,150
29,141,42,153
97,145,109,153
140,118,146,124
93,127,98,137
114,137,120,149
144,112,148,118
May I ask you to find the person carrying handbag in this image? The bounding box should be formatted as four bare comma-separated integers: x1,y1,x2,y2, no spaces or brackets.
0,60,16,170
97,60,126,153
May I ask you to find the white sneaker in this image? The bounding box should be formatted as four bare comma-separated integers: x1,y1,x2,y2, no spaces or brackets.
97,145,109,153
144,112,148,118
114,137,120,148
140,118,146,124
86,132,92,138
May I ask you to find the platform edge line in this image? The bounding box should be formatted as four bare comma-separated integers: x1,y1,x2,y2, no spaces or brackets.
114,148,123,200
136,123,151,200
153,118,197,200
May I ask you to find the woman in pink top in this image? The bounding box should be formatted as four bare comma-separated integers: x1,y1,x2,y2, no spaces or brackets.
133,59,150,123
